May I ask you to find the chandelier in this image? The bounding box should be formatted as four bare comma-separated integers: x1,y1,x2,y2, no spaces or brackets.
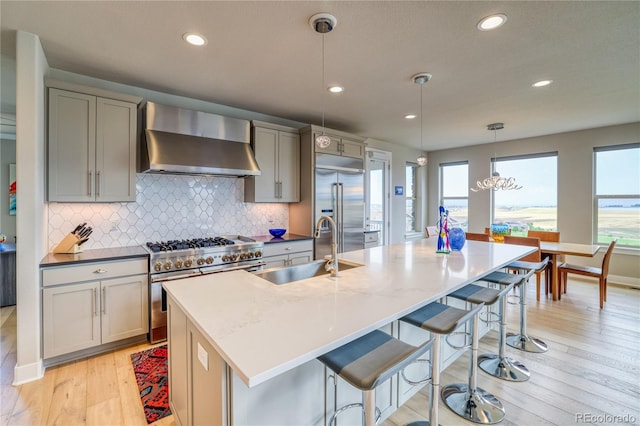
470,123,522,192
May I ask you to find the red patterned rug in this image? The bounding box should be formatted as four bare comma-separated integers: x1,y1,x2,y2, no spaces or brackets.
130,345,171,423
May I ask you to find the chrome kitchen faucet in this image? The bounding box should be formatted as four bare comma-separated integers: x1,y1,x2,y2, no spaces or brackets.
315,215,338,277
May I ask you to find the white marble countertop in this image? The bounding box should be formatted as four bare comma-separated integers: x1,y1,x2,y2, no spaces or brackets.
163,238,534,387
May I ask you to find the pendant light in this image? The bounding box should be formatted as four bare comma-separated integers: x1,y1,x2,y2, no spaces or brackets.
413,72,431,166
309,13,337,149
470,123,523,191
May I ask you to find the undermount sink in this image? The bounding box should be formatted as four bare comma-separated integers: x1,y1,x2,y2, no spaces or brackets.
253,259,363,285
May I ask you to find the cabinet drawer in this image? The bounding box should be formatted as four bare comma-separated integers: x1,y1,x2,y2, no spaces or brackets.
42,258,147,287
262,240,313,258
364,231,379,243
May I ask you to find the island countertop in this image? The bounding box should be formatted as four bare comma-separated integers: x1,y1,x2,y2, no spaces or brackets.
163,239,534,388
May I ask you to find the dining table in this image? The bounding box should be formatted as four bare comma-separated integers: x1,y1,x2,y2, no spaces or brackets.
539,241,601,300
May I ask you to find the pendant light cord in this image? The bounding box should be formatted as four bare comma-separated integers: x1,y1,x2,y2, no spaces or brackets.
420,80,424,152
321,33,326,136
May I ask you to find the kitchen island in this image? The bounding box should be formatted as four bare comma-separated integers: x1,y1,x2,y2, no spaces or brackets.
164,238,534,425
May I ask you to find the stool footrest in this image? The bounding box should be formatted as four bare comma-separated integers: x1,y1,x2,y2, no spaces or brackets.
400,358,432,386
445,331,472,351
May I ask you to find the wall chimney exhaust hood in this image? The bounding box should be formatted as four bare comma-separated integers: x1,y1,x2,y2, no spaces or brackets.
139,102,260,177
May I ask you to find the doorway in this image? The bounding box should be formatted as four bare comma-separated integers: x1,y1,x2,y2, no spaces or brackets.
365,148,391,245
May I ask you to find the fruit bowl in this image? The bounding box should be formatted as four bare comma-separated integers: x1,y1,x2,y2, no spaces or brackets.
269,228,286,238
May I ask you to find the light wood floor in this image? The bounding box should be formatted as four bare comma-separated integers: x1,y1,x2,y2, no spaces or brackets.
1,278,639,426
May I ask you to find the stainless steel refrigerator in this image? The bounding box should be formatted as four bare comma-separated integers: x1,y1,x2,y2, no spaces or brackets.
314,154,365,259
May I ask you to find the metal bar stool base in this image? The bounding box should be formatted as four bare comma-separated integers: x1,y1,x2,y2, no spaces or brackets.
477,354,530,382
405,421,441,426
506,333,549,353
441,384,505,424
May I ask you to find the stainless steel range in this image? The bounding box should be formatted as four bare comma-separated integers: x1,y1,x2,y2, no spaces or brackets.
145,235,265,343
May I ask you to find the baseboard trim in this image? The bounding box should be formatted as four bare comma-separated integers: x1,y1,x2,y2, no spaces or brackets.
13,359,44,386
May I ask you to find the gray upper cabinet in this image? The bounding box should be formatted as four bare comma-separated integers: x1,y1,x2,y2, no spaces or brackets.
47,83,140,202
313,130,366,159
244,121,300,203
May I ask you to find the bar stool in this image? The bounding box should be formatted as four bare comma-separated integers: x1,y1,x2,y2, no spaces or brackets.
440,280,517,424
400,301,485,426
318,329,432,426
473,272,532,382
501,257,550,353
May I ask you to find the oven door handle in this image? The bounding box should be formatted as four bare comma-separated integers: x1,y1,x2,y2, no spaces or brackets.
150,272,202,283
200,261,267,275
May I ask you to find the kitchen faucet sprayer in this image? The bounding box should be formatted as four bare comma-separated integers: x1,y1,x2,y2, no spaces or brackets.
315,215,338,277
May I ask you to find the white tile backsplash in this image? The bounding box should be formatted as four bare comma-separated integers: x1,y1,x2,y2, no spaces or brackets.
47,174,289,250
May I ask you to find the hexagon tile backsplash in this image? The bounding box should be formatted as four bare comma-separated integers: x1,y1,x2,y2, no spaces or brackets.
47,174,289,250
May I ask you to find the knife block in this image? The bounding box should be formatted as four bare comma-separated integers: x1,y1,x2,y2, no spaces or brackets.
53,233,83,254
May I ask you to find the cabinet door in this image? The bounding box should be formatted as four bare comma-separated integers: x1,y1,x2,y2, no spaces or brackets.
43,281,101,358
263,254,289,269
277,131,300,202
101,275,149,344
48,88,96,202
313,132,341,155
250,127,279,202
96,97,137,202
340,138,365,159
288,251,313,266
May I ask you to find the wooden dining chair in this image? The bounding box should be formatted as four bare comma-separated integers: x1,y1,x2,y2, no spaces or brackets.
527,230,560,296
466,232,491,242
558,240,616,309
503,236,549,301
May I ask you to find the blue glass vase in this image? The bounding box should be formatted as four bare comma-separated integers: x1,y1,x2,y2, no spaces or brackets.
449,227,466,251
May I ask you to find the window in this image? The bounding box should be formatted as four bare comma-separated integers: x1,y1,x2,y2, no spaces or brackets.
492,153,557,235
594,144,640,248
440,162,468,230
405,163,419,233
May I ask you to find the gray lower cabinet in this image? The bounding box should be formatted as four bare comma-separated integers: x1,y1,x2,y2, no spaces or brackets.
262,239,313,269
42,258,148,359
47,84,139,202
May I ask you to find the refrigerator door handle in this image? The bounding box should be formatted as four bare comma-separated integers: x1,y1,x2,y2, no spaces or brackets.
338,182,345,252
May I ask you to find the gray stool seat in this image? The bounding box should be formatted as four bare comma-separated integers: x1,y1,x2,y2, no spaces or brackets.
401,302,475,335
448,284,502,306
507,257,549,273
481,270,524,286
400,301,484,426
319,329,431,426
319,329,427,391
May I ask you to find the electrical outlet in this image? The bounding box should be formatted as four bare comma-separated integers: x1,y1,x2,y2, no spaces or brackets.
110,219,119,232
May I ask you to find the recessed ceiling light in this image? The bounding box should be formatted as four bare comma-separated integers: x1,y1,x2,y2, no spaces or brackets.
477,14,507,31
183,33,208,46
532,80,553,87
328,86,344,93
404,114,417,119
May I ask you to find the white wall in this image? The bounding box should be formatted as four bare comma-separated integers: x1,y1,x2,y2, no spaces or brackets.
426,122,640,283
14,31,49,384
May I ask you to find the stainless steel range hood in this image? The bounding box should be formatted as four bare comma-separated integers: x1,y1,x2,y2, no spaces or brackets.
139,102,260,177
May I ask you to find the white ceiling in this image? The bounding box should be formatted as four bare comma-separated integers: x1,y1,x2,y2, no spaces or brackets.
1,1,639,150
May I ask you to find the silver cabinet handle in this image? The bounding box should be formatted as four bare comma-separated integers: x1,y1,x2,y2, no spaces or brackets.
88,171,92,196
96,171,101,197
102,287,106,315
94,268,107,274
93,288,97,316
